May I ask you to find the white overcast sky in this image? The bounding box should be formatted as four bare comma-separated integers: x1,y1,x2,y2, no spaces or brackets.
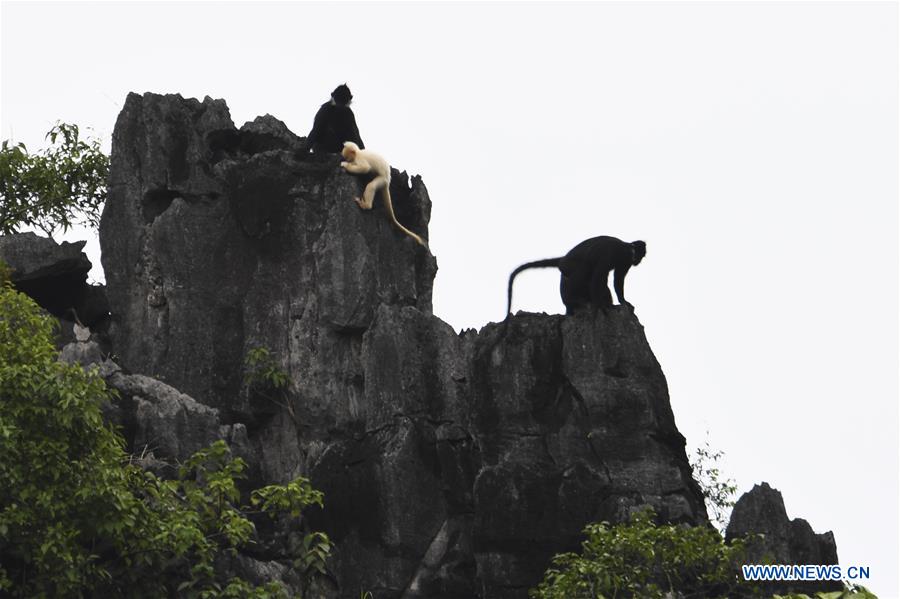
2,1,898,595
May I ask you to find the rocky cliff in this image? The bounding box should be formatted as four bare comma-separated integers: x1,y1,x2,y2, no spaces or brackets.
0,92,717,598
91,92,709,597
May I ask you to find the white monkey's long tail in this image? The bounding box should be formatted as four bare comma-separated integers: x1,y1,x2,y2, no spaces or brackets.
381,189,426,246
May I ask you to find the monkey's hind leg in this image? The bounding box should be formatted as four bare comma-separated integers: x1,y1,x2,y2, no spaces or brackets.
561,268,591,314
589,267,613,310
355,178,382,210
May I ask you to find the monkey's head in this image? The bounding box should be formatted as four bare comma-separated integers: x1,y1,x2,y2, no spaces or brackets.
332,84,353,106
341,141,360,161
631,240,647,265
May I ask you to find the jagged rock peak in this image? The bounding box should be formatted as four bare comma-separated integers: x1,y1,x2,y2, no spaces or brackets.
726,482,840,595
0,231,89,279
101,91,435,412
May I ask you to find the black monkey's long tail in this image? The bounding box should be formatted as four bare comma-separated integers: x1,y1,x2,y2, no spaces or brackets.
506,258,561,317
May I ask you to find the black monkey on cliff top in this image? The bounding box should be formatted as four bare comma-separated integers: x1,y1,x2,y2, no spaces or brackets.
507,236,647,316
306,84,365,153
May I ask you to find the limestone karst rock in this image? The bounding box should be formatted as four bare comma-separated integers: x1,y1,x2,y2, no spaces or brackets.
1,93,850,598
0,91,714,598
0,232,108,330
95,92,707,598
0,232,90,282
726,482,841,595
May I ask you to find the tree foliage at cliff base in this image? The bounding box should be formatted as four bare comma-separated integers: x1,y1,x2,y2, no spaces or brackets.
529,508,750,599
0,274,330,598
529,508,877,599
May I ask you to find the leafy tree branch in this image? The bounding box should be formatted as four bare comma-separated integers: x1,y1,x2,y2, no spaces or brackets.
0,122,109,236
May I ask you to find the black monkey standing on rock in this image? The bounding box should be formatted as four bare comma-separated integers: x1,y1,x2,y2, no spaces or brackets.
507,236,647,316
306,84,365,153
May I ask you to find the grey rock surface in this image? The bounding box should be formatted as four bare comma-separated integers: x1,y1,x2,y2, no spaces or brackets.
57,338,232,466
0,231,90,279
239,114,307,154
469,313,706,596
106,371,227,462
97,92,708,598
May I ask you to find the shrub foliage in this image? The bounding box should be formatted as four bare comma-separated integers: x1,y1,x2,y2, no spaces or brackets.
529,508,879,599
0,279,329,597
530,508,749,599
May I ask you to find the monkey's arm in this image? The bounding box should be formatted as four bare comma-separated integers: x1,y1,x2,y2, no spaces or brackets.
613,266,631,305
341,158,371,174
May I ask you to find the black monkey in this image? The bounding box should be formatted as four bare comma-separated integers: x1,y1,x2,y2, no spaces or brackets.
305,84,365,153
507,236,647,316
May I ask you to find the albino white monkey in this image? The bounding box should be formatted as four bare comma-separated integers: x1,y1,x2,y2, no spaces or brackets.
340,141,426,246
